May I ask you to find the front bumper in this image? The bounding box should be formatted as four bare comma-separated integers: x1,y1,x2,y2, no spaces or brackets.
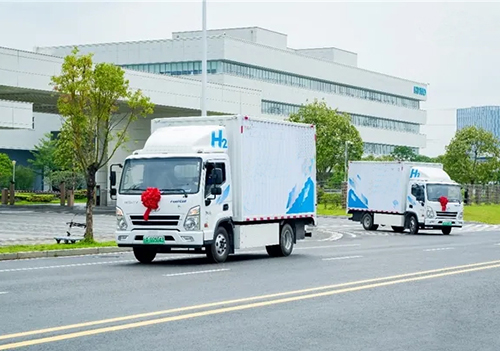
115,230,205,248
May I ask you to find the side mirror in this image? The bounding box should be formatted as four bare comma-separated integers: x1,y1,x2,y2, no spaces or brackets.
211,187,222,196
212,168,223,185
110,171,117,187
110,188,117,197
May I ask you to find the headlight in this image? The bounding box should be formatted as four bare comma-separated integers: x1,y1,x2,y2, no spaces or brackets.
116,207,128,231
458,212,463,220
184,206,200,231
426,206,435,219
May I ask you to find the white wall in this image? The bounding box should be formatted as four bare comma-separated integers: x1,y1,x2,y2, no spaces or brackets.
0,99,33,129
0,112,62,149
420,108,457,157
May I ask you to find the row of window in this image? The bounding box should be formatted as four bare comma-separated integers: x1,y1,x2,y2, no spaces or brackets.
261,100,420,134
120,60,420,110
364,143,418,156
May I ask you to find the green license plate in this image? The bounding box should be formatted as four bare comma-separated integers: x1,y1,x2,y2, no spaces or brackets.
442,222,452,226
143,236,165,244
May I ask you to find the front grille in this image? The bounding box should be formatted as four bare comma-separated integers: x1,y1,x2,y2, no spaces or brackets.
436,211,457,219
130,215,181,226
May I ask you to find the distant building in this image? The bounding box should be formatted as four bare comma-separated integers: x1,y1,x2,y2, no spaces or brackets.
420,108,457,157
457,106,500,139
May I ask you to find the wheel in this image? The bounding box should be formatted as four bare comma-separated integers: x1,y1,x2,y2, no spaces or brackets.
207,227,230,263
133,247,157,263
442,227,452,235
392,226,405,233
266,223,295,257
407,215,419,235
361,213,375,231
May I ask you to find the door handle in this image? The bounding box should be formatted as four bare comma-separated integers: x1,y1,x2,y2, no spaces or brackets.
223,204,229,211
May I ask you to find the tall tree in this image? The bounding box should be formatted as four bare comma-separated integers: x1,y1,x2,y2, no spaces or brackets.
51,48,154,241
443,126,500,184
29,133,60,188
288,99,363,183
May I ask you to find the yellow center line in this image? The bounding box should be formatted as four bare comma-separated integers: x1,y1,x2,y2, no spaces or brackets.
1,262,500,350
2,259,500,342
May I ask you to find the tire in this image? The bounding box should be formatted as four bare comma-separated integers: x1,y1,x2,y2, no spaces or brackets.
407,215,419,235
266,223,295,257
133,247,157,264
442,227,452,235
392,226,405,233
361,213,374,231
207,227,230,263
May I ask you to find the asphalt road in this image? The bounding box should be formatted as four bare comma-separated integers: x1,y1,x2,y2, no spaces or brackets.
1,222,500,350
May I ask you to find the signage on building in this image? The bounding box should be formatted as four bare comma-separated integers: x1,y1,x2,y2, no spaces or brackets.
413,86,427,96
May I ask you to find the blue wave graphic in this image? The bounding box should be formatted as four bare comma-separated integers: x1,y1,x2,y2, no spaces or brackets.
286,177,315,214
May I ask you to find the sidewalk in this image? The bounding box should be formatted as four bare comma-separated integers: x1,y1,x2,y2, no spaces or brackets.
0,203,115,214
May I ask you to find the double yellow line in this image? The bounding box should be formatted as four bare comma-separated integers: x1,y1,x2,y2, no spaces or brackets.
2,259,500,350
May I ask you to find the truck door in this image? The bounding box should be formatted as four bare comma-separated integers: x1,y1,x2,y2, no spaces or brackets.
203,160,232,239
407,182,426,223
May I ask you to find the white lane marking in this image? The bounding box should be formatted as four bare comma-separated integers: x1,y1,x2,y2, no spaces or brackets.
163,268,230,277
323,255,363,261
318,233,344,242
0,260,134,273
424,247,455,252
0,291,8,295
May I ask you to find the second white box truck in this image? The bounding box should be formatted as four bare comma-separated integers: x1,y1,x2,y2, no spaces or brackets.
110,115,317,263
347,161,464,235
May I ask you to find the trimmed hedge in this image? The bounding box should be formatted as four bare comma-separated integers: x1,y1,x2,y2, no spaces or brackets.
74,189,87,200
15,193,56,203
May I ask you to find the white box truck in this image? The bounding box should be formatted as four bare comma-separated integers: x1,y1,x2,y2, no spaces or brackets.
110,115,317,263
347,161,464,235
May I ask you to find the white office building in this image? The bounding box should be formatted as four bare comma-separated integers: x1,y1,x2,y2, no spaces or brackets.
35,26,428,156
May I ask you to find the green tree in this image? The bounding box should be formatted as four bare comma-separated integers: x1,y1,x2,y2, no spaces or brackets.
288,99,363,183
29,133,60,188
14,165,36,190
51,48,154,241
443,126,500,184
0,153,13,188
390,146,418,161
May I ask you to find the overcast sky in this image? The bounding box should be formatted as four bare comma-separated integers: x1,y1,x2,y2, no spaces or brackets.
1,1,499,111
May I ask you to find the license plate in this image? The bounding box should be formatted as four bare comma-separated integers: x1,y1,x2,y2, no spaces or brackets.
443,222,452,226
143,236,165,244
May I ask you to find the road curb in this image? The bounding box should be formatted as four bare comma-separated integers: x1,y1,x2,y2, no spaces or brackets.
0,247,131,261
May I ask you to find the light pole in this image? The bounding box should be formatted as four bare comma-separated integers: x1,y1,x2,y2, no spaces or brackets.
344,141,352,182
201,0,208,117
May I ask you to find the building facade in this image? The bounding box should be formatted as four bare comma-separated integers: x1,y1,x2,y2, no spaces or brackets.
36,26,428,156
420,108,457,157
457,106,500,139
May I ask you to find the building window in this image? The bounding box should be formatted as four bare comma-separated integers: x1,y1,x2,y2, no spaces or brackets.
363,143,418,156
119,60,421,110
261,100,420,134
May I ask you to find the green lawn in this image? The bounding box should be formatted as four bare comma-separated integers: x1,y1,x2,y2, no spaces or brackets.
318,203,500,225
464,204,500,224
0,241,117,254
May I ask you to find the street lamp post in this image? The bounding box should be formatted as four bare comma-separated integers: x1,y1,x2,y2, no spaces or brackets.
12,160,16,184
201,0,208,117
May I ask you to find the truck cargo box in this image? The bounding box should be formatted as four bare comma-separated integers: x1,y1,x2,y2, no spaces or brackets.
151,115,316,222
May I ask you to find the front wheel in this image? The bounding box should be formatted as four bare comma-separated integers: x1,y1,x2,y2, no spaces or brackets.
133,247,157,264
408,215,419,235
266,223,294,257
207,227,230,263
362,213,374,231
442,227,452,235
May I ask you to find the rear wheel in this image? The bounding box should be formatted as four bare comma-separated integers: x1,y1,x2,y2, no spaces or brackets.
392,226,405,233
207,227,230,263
442,227,452,235
133,247,157,264
266,223,294,257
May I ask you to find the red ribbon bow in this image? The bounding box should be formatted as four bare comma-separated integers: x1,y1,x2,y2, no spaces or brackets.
438,196,448,211
141,187,161,221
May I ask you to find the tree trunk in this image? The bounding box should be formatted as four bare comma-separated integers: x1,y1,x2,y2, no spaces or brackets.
85,167,97,242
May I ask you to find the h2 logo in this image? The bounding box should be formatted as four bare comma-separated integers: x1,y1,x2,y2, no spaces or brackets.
211,130,228,149
410,169,420,179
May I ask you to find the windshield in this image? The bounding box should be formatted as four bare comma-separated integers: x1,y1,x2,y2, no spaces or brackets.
426,184,462,203
119,157,202,195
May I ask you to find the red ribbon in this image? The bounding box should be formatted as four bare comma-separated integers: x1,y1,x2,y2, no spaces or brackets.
439,196,448,211
141,187,161,221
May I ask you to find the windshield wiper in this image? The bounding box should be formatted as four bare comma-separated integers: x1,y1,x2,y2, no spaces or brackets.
160,188,188,197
